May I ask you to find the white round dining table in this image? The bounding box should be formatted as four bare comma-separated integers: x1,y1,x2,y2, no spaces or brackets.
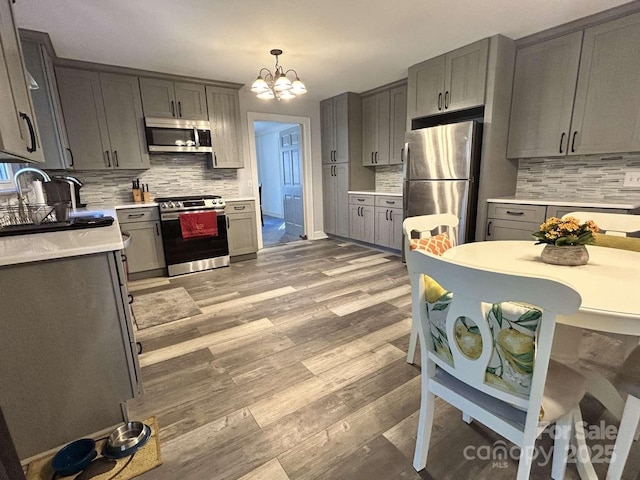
442,241,640,336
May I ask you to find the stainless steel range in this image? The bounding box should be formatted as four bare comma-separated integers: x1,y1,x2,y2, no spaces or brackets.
156,195,229,276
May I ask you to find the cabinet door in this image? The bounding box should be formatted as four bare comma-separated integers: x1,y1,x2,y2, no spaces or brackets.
375,91,390,165
56,67,111,170
570,12,640,156
174,82,207,120
389,208,403,250
443,39,489,113
0,0,44,162
407,55,445,119
322,164,336,234
335,163,350,236
100,73,149,169
349,204,364,240
21,39,71,169
362,205,376,245
207,86,243,168
139,77,176,118
361,95,377,166
485,219,540,241
507,32,583,159
320,98,335,164
389,85,407,165
374,208,391,247
228,212,258,256
333,94,349,163
125,221,165,273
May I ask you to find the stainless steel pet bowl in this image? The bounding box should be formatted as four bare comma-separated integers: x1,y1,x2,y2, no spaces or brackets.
103,421,150,459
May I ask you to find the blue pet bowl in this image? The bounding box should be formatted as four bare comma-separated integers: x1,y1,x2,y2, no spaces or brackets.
51,438,97,476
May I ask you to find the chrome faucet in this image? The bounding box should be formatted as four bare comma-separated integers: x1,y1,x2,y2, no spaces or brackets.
13,167,51,202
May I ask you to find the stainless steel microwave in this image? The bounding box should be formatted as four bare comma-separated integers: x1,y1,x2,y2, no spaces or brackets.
144,117,212,153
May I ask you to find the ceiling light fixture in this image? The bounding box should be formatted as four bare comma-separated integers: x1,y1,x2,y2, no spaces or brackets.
250,49,307,101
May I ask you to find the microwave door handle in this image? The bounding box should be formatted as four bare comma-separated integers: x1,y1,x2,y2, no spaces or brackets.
194,127,200,148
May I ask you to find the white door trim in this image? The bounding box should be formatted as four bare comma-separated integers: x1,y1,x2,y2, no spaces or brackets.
247,112,314,249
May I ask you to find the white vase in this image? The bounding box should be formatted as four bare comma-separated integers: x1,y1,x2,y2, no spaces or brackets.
540,244,589,266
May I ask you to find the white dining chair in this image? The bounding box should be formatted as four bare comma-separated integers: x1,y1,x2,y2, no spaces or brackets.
607,346,640,480
406,246,592,479
403,213,459,364
562,211,640,237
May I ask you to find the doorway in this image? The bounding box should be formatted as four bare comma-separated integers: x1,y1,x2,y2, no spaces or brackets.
254,120,304,247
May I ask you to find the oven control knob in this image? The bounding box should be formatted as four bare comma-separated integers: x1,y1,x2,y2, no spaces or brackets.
167,201,174,208
175,202,182,208
160,202,166,209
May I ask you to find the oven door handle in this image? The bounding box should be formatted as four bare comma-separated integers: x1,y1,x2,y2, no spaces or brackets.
161,210,225,221
194,127,200,148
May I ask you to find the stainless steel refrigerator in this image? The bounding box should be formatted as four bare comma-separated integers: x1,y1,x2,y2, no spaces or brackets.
403,121,482,246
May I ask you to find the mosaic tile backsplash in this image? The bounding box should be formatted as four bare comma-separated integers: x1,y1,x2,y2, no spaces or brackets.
375,165,403,193
49,154,240,207
516,154,640,202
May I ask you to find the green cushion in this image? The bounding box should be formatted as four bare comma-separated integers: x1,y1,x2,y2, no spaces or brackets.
594,233,640,252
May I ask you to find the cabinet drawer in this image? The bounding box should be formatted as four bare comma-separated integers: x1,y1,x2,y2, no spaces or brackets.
375,195,402,208
348,194,375,206
226,200,255,214
487,203,546,223
545,205,628,219
117,207,159,223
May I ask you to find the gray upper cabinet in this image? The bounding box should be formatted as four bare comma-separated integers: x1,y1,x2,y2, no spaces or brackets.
206,86,243,168
508,12,640,159
56,67,149,170
320,93,350,164
407,39,488,119
139,77,207,120
389,84,407,165
570,12,640,156
21,37,73,170
362,91,390,166
506,32,583,159
0,0,44,163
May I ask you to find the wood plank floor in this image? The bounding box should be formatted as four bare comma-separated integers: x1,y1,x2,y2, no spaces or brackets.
127,238,640,480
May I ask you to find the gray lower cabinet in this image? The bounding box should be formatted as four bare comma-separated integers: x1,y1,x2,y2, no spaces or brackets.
486,202,635,241
0,0,44,163
206,86,243,168
56,68,149,170
21,37,72,169
348,194,375,243
374,195,403,250
117,208,165,274
139,78,207,120
323,163,349,237
0,250,139,459
226,200,258,257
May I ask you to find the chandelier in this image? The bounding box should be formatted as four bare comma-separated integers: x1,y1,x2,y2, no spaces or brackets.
250,49,307,100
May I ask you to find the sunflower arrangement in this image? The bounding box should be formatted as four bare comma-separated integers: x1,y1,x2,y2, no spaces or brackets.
532,216,599,246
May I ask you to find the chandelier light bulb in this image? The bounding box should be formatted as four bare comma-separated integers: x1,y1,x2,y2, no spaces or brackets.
251,49,306,101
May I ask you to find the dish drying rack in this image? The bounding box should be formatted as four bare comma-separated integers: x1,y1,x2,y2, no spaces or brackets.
0,202,58,228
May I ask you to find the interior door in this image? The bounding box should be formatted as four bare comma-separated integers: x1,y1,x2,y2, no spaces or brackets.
280,126,304,237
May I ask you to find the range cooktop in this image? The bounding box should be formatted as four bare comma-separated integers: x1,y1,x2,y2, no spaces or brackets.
0,216,114,237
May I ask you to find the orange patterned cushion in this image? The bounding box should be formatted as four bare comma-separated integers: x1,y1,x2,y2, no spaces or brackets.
409,233,452,255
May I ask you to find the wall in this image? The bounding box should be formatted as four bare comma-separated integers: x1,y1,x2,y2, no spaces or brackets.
51,154,239,207
256,129,283,217
516,154,640,202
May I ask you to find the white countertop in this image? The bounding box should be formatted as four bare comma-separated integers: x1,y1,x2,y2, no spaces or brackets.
226,197,256,202
348,191,402,197
487,196,640,210
0,208,124,267
114,202,158,209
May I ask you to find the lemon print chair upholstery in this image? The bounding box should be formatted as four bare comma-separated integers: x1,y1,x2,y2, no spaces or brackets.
405,245,589,479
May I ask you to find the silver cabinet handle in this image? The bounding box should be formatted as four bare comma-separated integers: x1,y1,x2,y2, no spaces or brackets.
385,209,389,221
506,211,524,216
390,210,393,221
113,150,119,167
234,206,246,210
127,213,145,218
357,198,365,202
386,200,396,205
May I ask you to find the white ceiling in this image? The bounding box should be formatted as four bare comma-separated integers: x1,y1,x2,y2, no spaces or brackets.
13,0,633,101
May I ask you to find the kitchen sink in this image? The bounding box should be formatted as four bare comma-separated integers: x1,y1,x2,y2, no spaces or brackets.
0,215,114,237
